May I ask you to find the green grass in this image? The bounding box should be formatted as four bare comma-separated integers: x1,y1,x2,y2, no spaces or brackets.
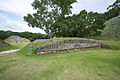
0,39,10,47
0,42,29,52
4,36,12,42
0,39,120,80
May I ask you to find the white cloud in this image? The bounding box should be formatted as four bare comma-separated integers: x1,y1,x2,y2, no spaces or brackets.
0,0,115,15
0,0,46,34
18,22,46,34
0,0,35,16
0,14,24,31
72,0,115,14
0,13,46,34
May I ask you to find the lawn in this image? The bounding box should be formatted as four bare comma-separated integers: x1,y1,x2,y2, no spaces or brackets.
0,39,120,80
0,42,29,52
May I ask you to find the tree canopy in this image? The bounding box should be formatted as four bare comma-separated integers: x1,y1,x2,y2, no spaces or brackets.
0,30,47,41
104,0,120,20
23,0,119,39
52,10,105,38
24,0,76,38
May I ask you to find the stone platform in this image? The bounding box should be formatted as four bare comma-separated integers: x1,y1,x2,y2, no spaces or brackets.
36,39,112,54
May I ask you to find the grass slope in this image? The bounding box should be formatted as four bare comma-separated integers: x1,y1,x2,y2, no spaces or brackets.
0,39,120,80
19,38,76,54
101,16,120,40
4,36,12,42
0,42,29,52
0,39,10,47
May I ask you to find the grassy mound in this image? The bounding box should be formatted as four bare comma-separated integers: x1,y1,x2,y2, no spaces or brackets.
19,38,115,55
0,39,10,47
101,16,120,40
19,38,64,54
19,38,90,54
4,36,12,42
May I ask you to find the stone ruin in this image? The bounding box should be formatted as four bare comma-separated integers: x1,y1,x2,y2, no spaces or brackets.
36,39,112,54
34,39,49,42
6,35,30,43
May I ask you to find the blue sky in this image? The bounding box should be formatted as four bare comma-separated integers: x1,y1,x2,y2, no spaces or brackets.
0,0,115,33
0,10,22,21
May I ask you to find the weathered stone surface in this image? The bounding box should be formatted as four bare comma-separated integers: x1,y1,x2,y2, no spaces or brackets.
34,39,49,42
36,39,112,54
6,35,30,43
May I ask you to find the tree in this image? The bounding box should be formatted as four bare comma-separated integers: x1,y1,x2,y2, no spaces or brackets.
107,0,120,15
52,10,105,38
0,30,47,41
87,12,105,36
24,0,76,38
104,0,120,20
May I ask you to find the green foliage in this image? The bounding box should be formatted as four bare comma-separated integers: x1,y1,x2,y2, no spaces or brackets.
100,16,120,40
0,30,47,41
23,0,119,38
0,30,18,40
107,0,120,12
53,10,105,37
19,32,47,41
52,0,77,18
104,0,120,20
0,39,10,48
24,0,76,38
4,35,13,42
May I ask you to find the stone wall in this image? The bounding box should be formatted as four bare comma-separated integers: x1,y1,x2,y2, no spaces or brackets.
6,35,30,43
36,39,112,54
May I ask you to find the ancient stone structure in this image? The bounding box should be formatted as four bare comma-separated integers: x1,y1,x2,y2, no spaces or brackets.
6,35,30,43
36,39,112,54
34,39,49,42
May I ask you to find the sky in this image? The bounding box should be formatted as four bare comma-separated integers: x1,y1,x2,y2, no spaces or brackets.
0,0,115,34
